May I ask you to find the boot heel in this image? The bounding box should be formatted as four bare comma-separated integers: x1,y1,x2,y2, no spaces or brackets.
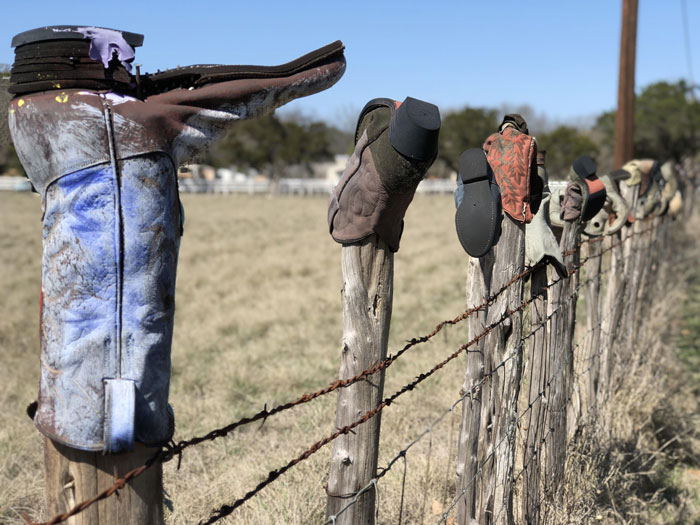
459,147,490,183
455,148,503,258
389,96,440,161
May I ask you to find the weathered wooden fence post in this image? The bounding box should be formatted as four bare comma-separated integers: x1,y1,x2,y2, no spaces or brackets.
325,237,394,523
544,219,581,496
514,149,564,525
454,116,536,525
455,255,493,523
638,210,670,341
597,234,626,407
44,439,163,524
579,239,603,422
619,184,641,356
474,216,526,524
325,97,440,524
520,266,549,525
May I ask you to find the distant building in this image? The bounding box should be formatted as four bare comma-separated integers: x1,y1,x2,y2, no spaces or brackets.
312,154,349,183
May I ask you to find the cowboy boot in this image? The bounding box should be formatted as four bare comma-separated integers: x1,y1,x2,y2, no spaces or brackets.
9,25,345,452
559,156,606,223
482,114,542,224
453,148,503,257
328,97,440,252
583,174,629,237
525,149,567,277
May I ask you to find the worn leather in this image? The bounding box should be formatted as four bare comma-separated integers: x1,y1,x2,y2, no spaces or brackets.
454,148,503,257
669,191,683,216
658,160,679,216
482,126,539,223
328,98,439,252
600,174,629,234
525,159,567,278
560,182,585,221
549,185,565,229
10,26,142,95
623,159,663,218
500,113,529,135
584,174,629,236
560,156,606,223
9,44,346,452
622,159,655,190
10,48,346,199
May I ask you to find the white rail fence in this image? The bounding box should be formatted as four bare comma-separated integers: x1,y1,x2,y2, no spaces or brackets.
0,176,456,195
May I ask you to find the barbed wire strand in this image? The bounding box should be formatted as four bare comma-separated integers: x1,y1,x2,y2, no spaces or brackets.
29,223,654,525
333,266,616,524
200,262,612,524
438,275,635,524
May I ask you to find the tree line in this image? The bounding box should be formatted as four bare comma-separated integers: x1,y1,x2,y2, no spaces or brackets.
0,77,698,178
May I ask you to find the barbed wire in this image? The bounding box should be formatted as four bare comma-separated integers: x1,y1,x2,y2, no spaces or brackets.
437,264,641,524
325,390,470,523
197,239,625,523
320,255,634,524
29,222,656,525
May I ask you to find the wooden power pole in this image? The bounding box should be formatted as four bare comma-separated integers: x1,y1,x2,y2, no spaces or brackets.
614,0,639,169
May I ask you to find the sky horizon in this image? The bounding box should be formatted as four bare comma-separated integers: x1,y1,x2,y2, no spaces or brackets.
1,1,697,134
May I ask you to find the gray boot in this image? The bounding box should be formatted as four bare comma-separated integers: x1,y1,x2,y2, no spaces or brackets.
525,150,567,277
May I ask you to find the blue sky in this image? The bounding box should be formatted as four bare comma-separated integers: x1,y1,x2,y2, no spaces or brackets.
2,1,698,128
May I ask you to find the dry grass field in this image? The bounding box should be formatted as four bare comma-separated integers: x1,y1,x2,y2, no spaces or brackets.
0,192,473,524
2,190,700,524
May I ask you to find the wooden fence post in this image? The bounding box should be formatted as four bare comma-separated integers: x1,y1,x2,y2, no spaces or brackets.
455,254,493,524
544,221,580,498
44,438,163,524
635,215,668,347
326,235,393,524
578,240,604,423
470,216,525,524
630,217,656,341
520,265,550,525
618,185,641,357
597,234,626,408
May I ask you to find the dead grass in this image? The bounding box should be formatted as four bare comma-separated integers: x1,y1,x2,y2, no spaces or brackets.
0,192,470,524
548,212,700,525
1,191,698,524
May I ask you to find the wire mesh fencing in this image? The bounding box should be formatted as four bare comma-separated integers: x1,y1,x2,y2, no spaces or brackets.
27,211,683,525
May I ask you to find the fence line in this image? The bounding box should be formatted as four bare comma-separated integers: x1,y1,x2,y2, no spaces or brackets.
173,177,458,195
0,175,458,195
27,214,675,525
442,272,640,525
439,265,625,524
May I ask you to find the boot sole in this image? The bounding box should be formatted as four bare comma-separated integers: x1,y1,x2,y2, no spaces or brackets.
455,148,501,258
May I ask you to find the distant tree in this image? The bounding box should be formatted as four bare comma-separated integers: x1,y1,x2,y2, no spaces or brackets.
535,126,599,180
437,106,500,173
594,80,700,164
204,113,348,177
634,80,700,160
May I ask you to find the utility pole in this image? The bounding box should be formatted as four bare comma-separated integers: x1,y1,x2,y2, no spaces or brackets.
614,0,639,169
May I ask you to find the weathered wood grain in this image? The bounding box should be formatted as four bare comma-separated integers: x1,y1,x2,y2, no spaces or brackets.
44,438,164,525
326,235,393,525
456,254,492,524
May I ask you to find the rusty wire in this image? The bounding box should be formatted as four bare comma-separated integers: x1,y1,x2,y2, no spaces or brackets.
334,260,624,524
198,229,645,523
29,223,654,525
489,340,611,525
438,263,641,525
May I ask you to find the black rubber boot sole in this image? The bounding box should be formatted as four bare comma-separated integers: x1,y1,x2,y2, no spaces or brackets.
389,97,440,161
455,148,502,258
